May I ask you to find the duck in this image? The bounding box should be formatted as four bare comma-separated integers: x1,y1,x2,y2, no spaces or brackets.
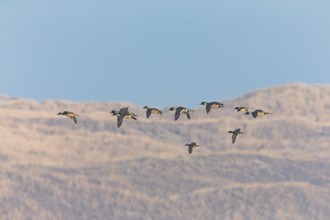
251,109,271,118
143,106,162,119
185,142,200,154
234,106,250,115
169,106,193,120
57,111,79,124
200,101,224,114
228,128,243,144
110,107,138,128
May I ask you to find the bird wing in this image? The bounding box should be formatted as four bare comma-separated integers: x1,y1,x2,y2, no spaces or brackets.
206,104,211,114
232,134,237,144
119,107,129,115
174,109,181,120
146,109,152,118
117,115,124,128
237,128,243,134
72,117,77,124
186,112,191,119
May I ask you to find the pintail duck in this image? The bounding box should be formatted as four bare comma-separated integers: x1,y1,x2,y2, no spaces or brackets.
234,107,250,115
228,128,243,144
110,107,138,128
143,106,162,119
57,111,79,124
251,109,271,118
200,101,224,114
185,142,200,154
169,106,193,120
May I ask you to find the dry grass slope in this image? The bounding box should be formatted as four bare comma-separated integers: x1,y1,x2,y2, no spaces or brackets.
0,83,330,220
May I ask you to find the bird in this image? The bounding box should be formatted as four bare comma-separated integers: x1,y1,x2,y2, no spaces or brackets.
185,142,200,154
143,106,162,119
228,128,243,144
110,107,138,128
200,101,224,114
169,106,193,120
251,109,271,118
57,111,79,124
234,106,250,115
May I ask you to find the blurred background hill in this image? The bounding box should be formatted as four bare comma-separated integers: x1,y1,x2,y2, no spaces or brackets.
1,83,330,220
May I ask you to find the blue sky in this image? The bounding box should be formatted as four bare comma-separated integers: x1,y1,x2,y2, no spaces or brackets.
0,0,329,107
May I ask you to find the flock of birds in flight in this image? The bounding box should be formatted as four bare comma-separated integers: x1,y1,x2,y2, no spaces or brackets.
57,101,271,154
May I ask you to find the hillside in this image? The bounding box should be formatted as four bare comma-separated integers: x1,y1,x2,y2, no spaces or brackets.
0,83,330,220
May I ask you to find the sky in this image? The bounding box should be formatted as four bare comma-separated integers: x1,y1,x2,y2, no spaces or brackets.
0,0,329,108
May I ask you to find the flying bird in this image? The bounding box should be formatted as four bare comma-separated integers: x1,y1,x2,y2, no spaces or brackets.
110,107,138,128
57,111,79,124
251,109,271,118
200,101,224,114
169,106,193,120
228,128,243,144
143,106,162,119
234,107,250,115
185,142,200,154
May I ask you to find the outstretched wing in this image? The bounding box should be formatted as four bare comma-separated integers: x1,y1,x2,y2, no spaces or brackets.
206,104,211,114
146,109,152,119
186,112,191,119
174,110,181,120
72,116,77,124
189,146,193,154
117,115,124,128
232,134,237,144
119,107,129,115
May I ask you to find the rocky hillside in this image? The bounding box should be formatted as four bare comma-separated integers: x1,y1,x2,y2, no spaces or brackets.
0,83,330,219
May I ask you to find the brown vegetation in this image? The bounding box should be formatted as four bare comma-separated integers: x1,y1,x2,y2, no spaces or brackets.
0,83,330,219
